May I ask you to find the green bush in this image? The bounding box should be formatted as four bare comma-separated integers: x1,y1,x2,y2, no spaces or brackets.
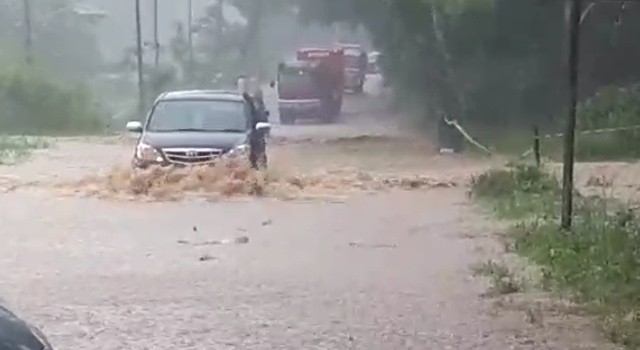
473,164,640,348
576,86,640,160
0,136,49,164
0,66,104,135
470,164,560,219
514,199,640,348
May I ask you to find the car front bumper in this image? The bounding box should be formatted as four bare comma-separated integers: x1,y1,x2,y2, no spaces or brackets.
344,70,363,88
132,148,245,169
278,99,323,119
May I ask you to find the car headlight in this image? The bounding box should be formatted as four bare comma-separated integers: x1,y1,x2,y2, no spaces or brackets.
228,144,249,157
136,142,163,162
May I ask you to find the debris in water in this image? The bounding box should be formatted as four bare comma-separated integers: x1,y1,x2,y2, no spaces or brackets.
199,254,217,262
234,236,250,244
349,242,397,249
178,237,249,246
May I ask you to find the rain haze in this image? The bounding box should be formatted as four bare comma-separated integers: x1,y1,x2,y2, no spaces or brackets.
0,0,639,349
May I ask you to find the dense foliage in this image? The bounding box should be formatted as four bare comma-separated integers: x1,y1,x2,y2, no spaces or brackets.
298,0,640,129
0,67,103,134
0,0,106,134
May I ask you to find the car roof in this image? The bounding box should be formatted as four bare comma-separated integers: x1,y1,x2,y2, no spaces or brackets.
157,90,245,102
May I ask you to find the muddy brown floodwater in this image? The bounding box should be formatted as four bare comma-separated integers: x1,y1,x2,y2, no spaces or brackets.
0,80,618,349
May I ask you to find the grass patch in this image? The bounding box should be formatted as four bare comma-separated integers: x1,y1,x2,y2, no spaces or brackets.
472,164,640,348
470,164,560,219
471,260,522,295
0,136,50,164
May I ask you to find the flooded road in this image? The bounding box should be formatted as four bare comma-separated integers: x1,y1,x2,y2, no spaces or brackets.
0,79,612,349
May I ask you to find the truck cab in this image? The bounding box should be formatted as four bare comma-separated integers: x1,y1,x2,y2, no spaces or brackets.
276,48,345,125
277,61,323,125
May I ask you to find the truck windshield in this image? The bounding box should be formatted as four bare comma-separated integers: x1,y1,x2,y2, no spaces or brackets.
147,99,247,132
280,71,313,89
345,55,361,69
278,68,317,98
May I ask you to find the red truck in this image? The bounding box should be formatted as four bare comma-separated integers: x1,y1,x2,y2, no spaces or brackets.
276,47,345,125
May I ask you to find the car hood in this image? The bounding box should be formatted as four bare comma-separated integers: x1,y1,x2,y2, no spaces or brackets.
141,131,248,150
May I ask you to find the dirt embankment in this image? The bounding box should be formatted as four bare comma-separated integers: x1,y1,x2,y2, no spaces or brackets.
548,161,640,206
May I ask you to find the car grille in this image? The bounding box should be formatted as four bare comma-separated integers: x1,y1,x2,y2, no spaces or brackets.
162,148,224,165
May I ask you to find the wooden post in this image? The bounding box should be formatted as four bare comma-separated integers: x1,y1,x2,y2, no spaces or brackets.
533,126,541,167
561,0,582,230
135,0,145,116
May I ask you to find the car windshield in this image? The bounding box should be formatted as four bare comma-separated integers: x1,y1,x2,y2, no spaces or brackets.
147,99,247,132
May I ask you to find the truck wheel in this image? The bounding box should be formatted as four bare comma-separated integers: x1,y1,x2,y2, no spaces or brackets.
280,113,295,125
331,102,341,119
335,99,343,116
322,106,337,124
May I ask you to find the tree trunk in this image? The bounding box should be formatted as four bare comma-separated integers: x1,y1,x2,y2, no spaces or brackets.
431,6,465,121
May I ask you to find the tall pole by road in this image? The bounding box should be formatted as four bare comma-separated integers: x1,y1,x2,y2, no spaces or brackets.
560,0,582,230
187,0,194,79
153,0,159,67
216,0,224,52
23,0,33,65
135,0,145,115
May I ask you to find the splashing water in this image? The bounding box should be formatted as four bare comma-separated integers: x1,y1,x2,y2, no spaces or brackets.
60,157,459,202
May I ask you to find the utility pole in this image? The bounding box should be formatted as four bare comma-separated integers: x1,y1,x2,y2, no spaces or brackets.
187,0,194,79
135,0,145,115
216,0,224,52
23,0,33,65
560,0,582,230
153,0,159,67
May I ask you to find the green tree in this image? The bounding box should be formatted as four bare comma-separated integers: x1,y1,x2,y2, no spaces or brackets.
297,0,640,129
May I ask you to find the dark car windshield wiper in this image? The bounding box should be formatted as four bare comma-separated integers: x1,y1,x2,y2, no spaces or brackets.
156,128,245,133
171,128,209,132
218,128,245,133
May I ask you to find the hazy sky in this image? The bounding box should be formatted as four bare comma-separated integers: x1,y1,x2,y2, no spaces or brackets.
85,0,241,61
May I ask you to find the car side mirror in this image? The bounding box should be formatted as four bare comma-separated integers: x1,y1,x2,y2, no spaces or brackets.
126,121,143,133
265,110,270,117
269,80,276,88
255,122,271,131
242,92,254,105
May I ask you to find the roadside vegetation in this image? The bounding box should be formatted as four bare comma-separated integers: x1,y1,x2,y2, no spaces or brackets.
471,164,640,348
0,67,104,135
461,84,640,162
0,136,49,165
